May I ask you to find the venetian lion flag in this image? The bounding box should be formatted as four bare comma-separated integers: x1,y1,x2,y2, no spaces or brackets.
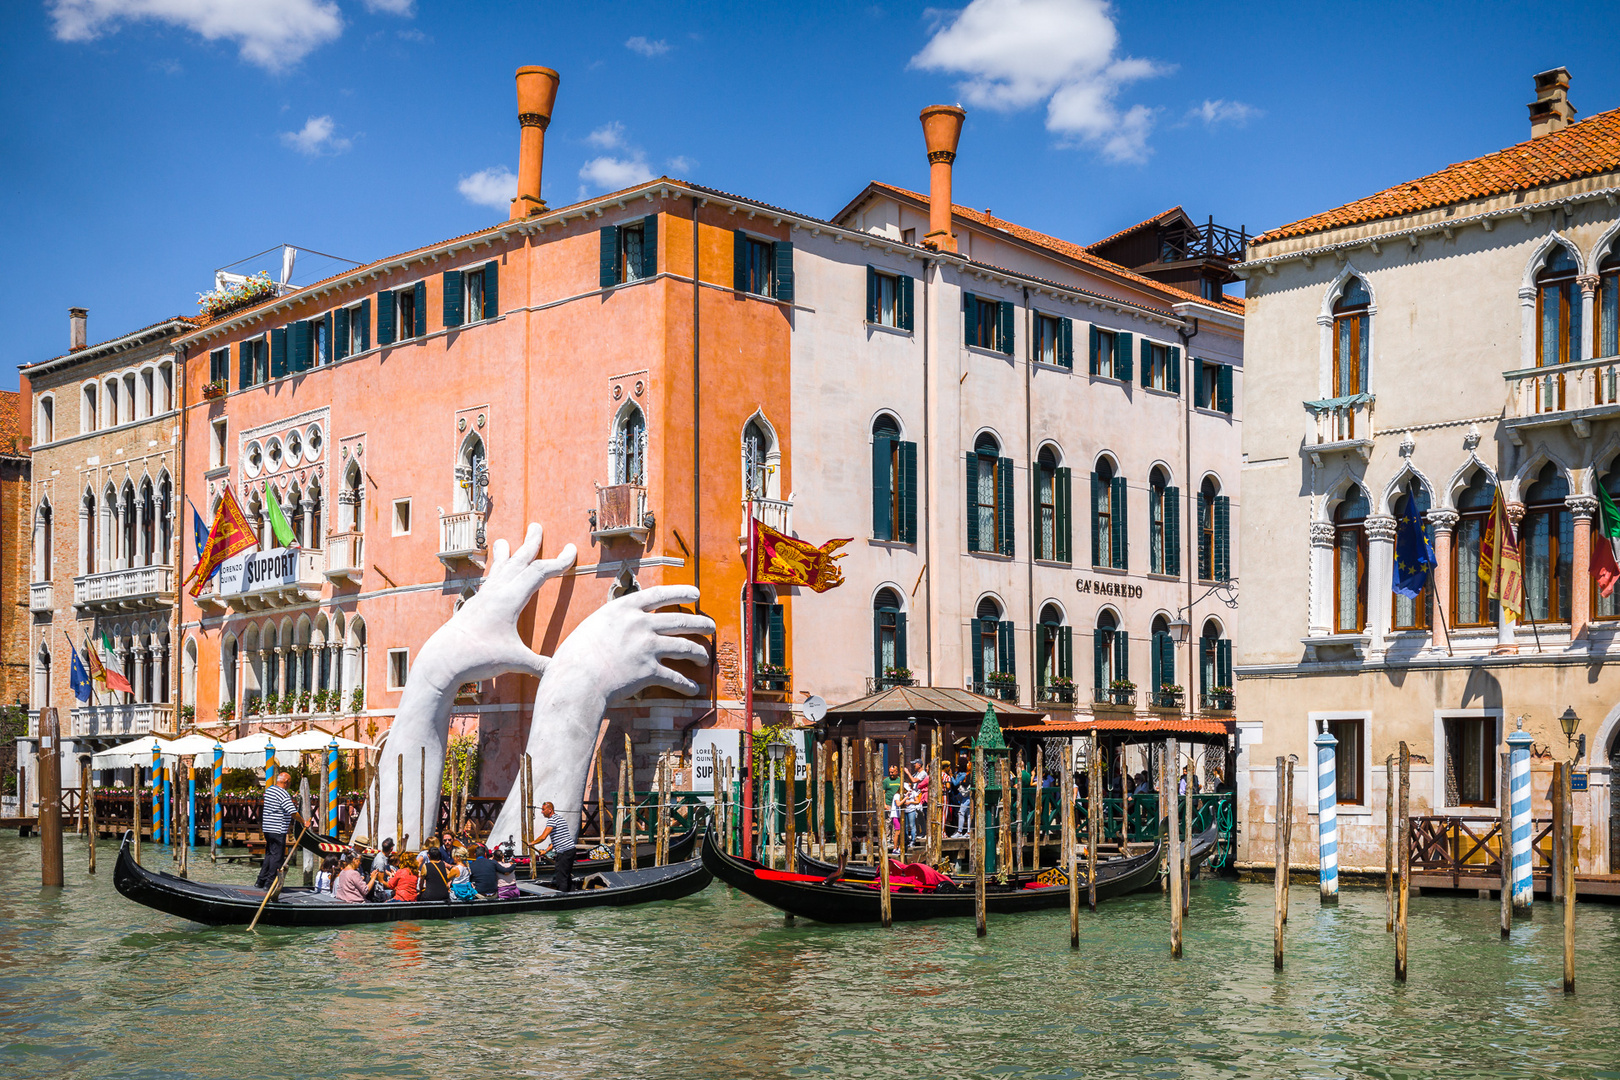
185,486,258,596
751,520,851,593
1592,483,1620,597
1478,489,1524,618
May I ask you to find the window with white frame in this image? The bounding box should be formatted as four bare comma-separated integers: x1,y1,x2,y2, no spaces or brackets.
392,498,412,536
387,648,409,691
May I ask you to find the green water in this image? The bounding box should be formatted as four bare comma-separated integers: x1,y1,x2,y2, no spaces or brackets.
2,835,1618,1080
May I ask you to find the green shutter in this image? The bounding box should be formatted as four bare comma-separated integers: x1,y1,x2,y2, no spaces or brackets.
965,452,980,552
1088,324,1100,374
1149,486,1162,574
640,214,658,278
998,300,1015,356
377,290,396,346
1140,338,1152,387
997,456,1015,555
601,226,620,288
1215,495,1231,581
1115,332,1133,382
1161,632,1177,690
997,620,1015,677
358,299,371,351
1090,471,1102,566
874,612,884,679
898,274,914,331
1151,631,1163,691
333,307,350,361
1059,317,1074,369
413,282,427,337
1164,486,1181,577
1055,466,1071,563
1110,474,1128,569
1193,358,1207,407
872,436,893,540
895,612,908,671
972,619,986,685
270,327,287,378
483,260,499,319
238,340,253,388
866,267,879,324
1168,345,1181,394
291,320,312,372
1058,626,1072,680
768,604,786,667
1217,364,1234,414
772,241,794,303
1094,629,1106,691
1217,639,1232,688
899,440,918,544
321,312,333,364
963,292,976,347
1198,491,1211,580
732,230,747,291
442,270,463,328
1114,631,1129,688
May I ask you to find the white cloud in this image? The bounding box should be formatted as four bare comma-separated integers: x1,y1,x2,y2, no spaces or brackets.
910,0,1168,164
1188,99,1258,128
49,0,344,72
586,122,628,150
579,156,655,192
665,155,695,174
625,35,669,57
457,166,517,211
280,115,351,155
362,0,413,13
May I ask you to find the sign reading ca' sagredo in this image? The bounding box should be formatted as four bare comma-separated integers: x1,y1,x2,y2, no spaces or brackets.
216,547,301,595
1075,578,1144,599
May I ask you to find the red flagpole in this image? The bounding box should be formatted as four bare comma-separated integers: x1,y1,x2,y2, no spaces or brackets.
742,504,756,861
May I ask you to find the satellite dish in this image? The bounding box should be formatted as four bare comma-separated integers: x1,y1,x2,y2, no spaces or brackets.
802,695,827,724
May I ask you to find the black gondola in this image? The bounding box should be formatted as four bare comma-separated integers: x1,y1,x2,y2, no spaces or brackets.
297,827,698,878
115,834,713,927
702,828,1165,924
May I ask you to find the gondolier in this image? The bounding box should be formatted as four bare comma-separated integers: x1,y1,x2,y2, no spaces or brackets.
532,801,576,893
256,772,305,889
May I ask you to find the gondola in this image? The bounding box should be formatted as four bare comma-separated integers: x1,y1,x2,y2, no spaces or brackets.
296,826,698,877
116,833,713,927
702,828,1164,924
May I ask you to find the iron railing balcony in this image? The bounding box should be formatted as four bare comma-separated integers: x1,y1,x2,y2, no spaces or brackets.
591,483,652,540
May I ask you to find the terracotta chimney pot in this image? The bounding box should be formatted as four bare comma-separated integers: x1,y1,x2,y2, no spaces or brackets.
511,66,561,220
1528,67,1576,139
69,308,87,352
920,105,966,253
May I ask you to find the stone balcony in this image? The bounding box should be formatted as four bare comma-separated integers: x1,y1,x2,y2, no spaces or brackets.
324,531,364,584
745,496,793,535
30,581,52,613
591,483,652,541
438,511,485,566
71,703,175,739
73,564,174,613
1503,355,1620,441
1303,394,1374,464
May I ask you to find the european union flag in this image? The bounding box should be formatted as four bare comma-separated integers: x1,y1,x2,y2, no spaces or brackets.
69,645,93,704
189,500,208,562
1394,503,1436,599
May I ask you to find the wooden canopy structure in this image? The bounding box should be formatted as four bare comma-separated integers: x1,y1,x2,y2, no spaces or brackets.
1001,714,1233,747
818,686,1044,768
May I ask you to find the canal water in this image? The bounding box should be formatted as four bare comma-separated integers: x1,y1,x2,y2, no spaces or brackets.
2,835,1618,1080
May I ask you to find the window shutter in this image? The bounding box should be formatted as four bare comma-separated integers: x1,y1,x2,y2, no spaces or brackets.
772,241,794,303
1093,629,1106,690
322,311,334,365
442,270,464,328
899,274,914,331
482,260,499,319
270,327,288,379
963,293,976,347
997,620,1015,676
1151,631,1163,691
1159,632,1175,690
1055,466,1072,563
899,440,918,544
377,290,396,346
874,613,884,679
1058,626,1072,679
768,604,786,667
1088,324,1100,375
292,320,312,372
600,226,620,288
1116,332,1133,382
997,456,1015,555
640,215,658,278
333,307,350,361
1114,631,1129,688
1217,364,1234,414
1111,474,1128,569
1090,471,1102,566
1164,486,1181,577
238,340,253,388
358,299,371,351
871,436,893,541
965,452,979,552
1197,491,1211,580
1140,338,1152,387
1193,358,1207,407
732,230,747,292
1059,317,1074,369
414,281,427,337
895,612,908,671
971,619,986,685
1216,639,1232,688
1215,495,1231,581
998,300,1015,356
1168,345,1182,394
866,267,879,324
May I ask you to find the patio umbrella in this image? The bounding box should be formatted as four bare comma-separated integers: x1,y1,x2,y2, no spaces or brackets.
91,737,176,770
214,733,299,770
278,730,376,752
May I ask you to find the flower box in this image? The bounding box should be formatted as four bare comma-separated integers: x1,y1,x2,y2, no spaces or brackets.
201,380,228,400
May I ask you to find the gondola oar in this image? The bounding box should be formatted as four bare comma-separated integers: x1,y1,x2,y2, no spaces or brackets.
247,821,312,934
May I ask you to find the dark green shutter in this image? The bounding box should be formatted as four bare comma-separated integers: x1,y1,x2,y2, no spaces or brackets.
238,340,253,388
1197,491,1211,580
1215,495,1231,581
732,230,747,291
768,605,786,667
600,226,620,288
898,274,914,331
482,261,499,319
1216,639,1232,689
965,452,980,552
1193,358,1207,407
899,441,918,544
377,290,395,346
1114,632,1129,688
358,299,371,351
1090,471,1102,566
333,307,350,362
1055,466,1072,563
1168,345,1181,394
998,300,1015,356
1110,474,1128,569
413,282,427,337
1164,486,1181,576
1151,631,1163,691
997,456,1014,555
322,311,334,365
442,270,463,328
1115,332,1133,381
1140,339,1152,387
640,215,658,278
292,320,312,372
1217,364,1234,414
874,613,884,678
866,267,879,324
1059,317,1074,369
270,327,287,378
872,436,893,540
972,619,986,685
895,612,908,671
1159,632,1176,691
1088,324,1100,374
997,620,1015,677
772,241,794,303
1058,626,1072,679
963,293,976,347
1094,630,1107,691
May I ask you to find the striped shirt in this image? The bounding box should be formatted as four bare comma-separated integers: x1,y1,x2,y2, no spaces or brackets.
262,785,297,835
539,813,575,854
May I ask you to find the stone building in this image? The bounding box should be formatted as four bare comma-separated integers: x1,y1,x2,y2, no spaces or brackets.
0,390,29,706
1237,68,1620,877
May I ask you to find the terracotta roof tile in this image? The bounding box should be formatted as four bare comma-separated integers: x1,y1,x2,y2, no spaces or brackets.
1084,205,1184,251
0,390,28,457
24,315,197,371
1256,106,1620,244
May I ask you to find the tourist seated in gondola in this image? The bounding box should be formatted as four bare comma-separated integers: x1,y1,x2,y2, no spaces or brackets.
315,855,340,893
493,851,520,899
419,848,454,901
333,852,384,904
371,838,395,878
387,853,421,902
468,845,501,897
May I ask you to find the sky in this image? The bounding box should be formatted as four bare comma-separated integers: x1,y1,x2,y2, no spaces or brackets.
4,0,1619,389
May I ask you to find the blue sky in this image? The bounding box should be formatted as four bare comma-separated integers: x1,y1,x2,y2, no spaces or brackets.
4,0,1619,389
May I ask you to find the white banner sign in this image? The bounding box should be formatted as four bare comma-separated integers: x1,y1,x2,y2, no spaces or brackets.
216,546,298,595
690,730,740,796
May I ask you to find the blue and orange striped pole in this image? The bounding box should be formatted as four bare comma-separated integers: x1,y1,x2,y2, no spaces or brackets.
188,764,197,848
326,739,339,835
150,741,163,845
211,741,223,855
263,738,276,785
1315,728,1338,903
1508,720,1534,917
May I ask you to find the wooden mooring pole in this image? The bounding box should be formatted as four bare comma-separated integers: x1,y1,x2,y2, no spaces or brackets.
1087,735,1099,913
85,758,97,874
785,743,798,869
526,751,538,870
1166,739,1182,959
1396,741,1410,983
1385,754,1395,933
974,744,987,938
1499,751,1511,938
1032,743,1043,874
876,750,892,929
395,752,405,850
613,754,626,871
39,708,63,888
1063,743,1078,948
1562,759,1575,994
1274,755,1286,970
1281,756,1295,924
619,737,631,865
595,744,606,850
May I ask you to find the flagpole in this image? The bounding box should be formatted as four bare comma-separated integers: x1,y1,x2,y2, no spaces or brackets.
742,502,756,862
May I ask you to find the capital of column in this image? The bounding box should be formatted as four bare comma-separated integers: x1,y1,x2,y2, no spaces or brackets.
1567,494,1599,521
1578,273,1600,297
1365,514,1398,543
1425,507,1460,534
1505,501,1526,527
1309,521,1336,548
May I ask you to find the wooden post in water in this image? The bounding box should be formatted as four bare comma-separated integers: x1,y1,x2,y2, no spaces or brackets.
997,755,1011,878
1385,754,1395,933
877,753,893,929
1282,757,1296,924
810,739,822,858
620,736,632,865
973,744,987,938
86,758,97,874
1274,755,1286,970
133,770,143,865
1012,750,1024,874
1063,743,1078,949
1183,749,1194,915
39,709,63,888
1562,759,1575,994
1166,739,1182,959
785,743,798,869
1500,751,1511,938
1551,761,1565,904
841,737,852,864
1396,741,1410,982
1087,736,1099,913
417,748,427,854
1032,743,1043,874
595,744,606,849
526,752,538,870
1119,744,1130,854
661,755,673,867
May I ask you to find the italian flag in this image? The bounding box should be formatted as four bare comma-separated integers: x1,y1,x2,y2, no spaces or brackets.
1594,484,1620,597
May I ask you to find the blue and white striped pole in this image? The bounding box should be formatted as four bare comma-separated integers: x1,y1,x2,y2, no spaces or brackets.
1316,728,1339,903
1507,722,1534,916
327,739,340,836
211,742,223,855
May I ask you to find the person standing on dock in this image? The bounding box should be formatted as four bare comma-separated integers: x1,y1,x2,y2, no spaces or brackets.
532,801,577,892
256,772,304,890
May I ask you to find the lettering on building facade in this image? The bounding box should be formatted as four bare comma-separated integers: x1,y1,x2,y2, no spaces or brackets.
1075,578,1144,599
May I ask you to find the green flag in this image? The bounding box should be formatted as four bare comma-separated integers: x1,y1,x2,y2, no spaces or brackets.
264,485,298,548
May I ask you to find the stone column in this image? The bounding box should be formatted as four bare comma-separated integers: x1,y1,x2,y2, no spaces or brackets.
1427,509,1459,651
1579,275,1599,362
134,493,146,568
1309,521,1336,636
256,650,268,711
1569,494,1597,640
1365,515,1398,651
1499,502,1527,652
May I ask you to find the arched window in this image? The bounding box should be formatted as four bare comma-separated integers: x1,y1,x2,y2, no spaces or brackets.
342,462,364,533
156,473,173,564
968,433,1010,555
1198,619,1231,707
1333,486,1370,633
183,638,198,711
1197,477,1229,582
972,596,1012,697
1538,246,1581,370
873,588,906,682
33,500,51,581
119,481,136,570
454,434,486,513
138,478,155,567
1148,467,1175,575
1093,609,1127,698
1036,603,1070,699
1033,446,1069,562
1452,472,1499,628
1333,276,1370,398
1600,249,1620,361
307,477,324,547
81,384,96,433
34,642,50,709
1092,456,1125,569
612,405,647,486
743,420,775,500
871,414,905,542
1392,481,1432,631
80,488,96,575
1523,463,1572,623
222,633,239,717
1150,613,1176,704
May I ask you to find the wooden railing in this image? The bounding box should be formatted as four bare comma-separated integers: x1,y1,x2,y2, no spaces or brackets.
1407,814,1552,879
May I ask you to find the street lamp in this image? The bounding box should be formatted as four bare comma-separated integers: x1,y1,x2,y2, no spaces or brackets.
1559,706,1580,750
1167,615,1192,644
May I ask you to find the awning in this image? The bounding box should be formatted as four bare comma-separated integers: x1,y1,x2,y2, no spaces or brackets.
91,737,175,769
824,685,1046,724
278,729,375,752
1002,715,1234,741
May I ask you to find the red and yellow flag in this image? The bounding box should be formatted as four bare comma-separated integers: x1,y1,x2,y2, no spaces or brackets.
185,486,258,596
751,520,851,593
1479,489,1523,618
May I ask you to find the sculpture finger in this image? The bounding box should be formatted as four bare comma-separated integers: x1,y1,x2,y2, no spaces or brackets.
489,536,512,574
652,635,711,667
643,666,701,697
510,522,544,568
464,643,550,683
521,543,577,589
622,584,701,612
645,612,717,637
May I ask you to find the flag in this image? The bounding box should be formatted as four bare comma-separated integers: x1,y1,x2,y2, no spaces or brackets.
188,498,208,563
751,519,851,593
185,486,257,596
1480,490,1523,618
1393,502,1435,599
1593,484,1620,597
98,631,135,695
263,484,298,549
68,639,93,704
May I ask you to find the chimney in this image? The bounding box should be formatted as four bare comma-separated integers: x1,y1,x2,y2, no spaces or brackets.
1529,67,1576,139
69,308,87,352
510,66,561,220
920,104,966,252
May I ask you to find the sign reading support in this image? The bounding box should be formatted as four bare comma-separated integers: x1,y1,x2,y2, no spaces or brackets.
216,547,298,595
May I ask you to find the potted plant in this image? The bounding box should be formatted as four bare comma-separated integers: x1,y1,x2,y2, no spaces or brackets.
349,687,365,713
1108,678,1136,705
753,663,790,691
1045,675,1076,703
296,690,312,714
261,693,280,717
197,271,278,321
179,704,196,725
1208,685,1235,710
201,378,228,400
218,700,235,724
882,665,914,686
1155,683,1184,708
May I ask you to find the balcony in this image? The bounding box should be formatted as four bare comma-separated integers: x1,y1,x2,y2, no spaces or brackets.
1200,689,1235,714
220,549,323,612
324,531,364,584
1304,394,1374,464
746,497,793,535
1149,689,1186,711
71,703,175,739
74,564,174,613
591,483,652,541
865,674,917,694
438,511,485,566
973,679,1019,703
1036,682,1078,708
29,581,52,613
1503,356,1620,440
1094,686,1137,710
753,669,791,695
